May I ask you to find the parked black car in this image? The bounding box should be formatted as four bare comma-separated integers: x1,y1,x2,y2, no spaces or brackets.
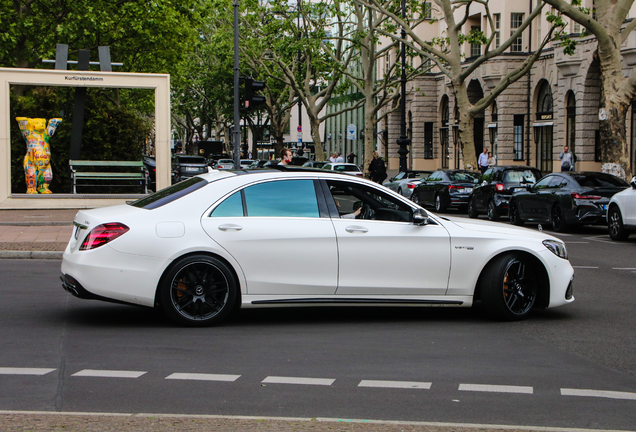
468,166,542,221
411,169,479,212
509,171,629,232
171,155,208,184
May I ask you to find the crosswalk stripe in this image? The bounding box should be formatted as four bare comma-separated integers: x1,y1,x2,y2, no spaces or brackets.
358,380,431,389
262,376,335,386
0,367,56,376
72,369,146,378
459,384,533,394
561,388,636,400
165,373,240,382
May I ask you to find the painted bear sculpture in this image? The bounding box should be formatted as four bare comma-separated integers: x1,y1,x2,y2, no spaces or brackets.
16,117,62,194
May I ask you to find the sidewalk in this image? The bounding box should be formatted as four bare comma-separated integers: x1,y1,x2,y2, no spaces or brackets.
0,209,76,259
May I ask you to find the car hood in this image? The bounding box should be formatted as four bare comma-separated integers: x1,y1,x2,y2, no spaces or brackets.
437,215,560,242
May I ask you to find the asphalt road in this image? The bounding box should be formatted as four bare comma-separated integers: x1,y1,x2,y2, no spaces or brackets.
0,221,635,431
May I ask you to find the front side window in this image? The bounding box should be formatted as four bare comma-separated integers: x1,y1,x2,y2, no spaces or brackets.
326,180,412,222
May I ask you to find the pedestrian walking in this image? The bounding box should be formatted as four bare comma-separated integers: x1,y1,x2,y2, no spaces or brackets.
368,151,387,184
478,147,489,174
559,146,576,171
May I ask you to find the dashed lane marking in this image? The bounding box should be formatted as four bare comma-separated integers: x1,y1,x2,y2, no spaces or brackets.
566,242,590,244
72,369,147,379
165,373,240,382
572,266,599,269
262,376,335,386
358,380,431,389
459,384,533,394
0,367,56,376
612,268,636,271
561,388,636,400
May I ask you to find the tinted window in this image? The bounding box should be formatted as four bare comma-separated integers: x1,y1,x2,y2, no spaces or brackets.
244,180,319,218
326,180,412,222
335,165,359,172
447,171,478,182
177,156,206,164
428,171,443,182
211,191,243,217
129,177,208,210
533,176,553,190
481,169,494,183
572,173,629,188
503,169,539,184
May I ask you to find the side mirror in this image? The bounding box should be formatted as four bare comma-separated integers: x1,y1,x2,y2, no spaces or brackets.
631,176,636,189
413,208,429,226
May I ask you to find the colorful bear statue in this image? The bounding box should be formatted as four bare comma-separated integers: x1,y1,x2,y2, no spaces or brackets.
15,117,62,194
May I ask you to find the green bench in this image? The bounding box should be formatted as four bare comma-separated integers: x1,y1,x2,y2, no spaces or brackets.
69,160,148,194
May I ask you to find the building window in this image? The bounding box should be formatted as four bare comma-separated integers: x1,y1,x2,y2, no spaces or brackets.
424,122,434,159
494,14,501,48
510,13,524,52
572,21,581,34
471,26,481,57
422,2,432,20
440,97,450,169
514,115,524,160
566,92,576,153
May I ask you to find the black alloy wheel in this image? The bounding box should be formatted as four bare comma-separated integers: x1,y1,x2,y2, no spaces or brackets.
487,199,500,221
509,202,524,226
467,196,478,218
411,192,420,205
551,203,568,233
160,255,237,326
480,253,538,320
608,206,629,241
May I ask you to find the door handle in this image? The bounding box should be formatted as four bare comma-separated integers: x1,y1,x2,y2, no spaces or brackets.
345,226,368,233
218,224,243,231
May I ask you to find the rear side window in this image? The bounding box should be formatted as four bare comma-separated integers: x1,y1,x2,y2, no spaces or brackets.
129,177,208,210
211,191,243,217
244,180,320,218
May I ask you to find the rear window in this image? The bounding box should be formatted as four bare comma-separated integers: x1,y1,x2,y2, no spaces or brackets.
503,169,540,184
177,156,206,164
335,165,359,172
129,177,208,209
447,171,478,182
572,173,628,188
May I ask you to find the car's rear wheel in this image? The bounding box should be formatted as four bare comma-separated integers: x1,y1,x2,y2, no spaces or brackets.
467,197,478,218
434,194,445,212
159,255,237,326
487,199,500,221
551,204,568,233
509,202,524,226
480,253,537,321
411,192,420,205
397,187,403,196
608,206,629,241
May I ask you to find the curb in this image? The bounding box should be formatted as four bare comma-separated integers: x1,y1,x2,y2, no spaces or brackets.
0,222,72,226
0,251,63,260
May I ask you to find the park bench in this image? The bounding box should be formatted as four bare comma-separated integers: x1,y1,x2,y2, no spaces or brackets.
69,160,148,194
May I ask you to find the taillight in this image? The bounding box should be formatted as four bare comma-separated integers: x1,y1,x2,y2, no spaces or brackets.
407,182,418,189
495,183,505,192
571,192,602,200
448,185,461,191
79,223,130,251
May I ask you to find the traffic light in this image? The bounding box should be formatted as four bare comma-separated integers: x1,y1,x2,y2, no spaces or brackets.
244,77,266,110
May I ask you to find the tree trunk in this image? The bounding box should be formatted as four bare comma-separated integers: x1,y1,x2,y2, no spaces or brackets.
363,96,376,177
310,116,324,161
455,87,477,170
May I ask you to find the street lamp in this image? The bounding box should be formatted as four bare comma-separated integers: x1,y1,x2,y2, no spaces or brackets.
396,0,410,172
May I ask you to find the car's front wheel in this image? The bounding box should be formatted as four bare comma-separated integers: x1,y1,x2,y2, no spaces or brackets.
608,206,629,241
509,202,524,226
480,253,538,321
411,192,420,205
159,255,237,326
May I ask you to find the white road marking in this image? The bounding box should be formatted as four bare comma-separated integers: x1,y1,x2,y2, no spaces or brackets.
566,242,589,244
358,380,431,389
72,369,146,378
561,388,636,400
262,376,335,386
459,384,533,394
572,266,599,269
165,373,240,382
0,367,56,376
612,267,636,271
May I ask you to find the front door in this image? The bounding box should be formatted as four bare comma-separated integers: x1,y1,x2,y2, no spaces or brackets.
538,126,553,174
324,179,451,296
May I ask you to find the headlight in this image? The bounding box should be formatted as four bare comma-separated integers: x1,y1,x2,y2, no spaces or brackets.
543,240,568,260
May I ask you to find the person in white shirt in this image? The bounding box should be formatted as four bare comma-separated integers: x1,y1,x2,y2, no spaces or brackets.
335,152,345,163
478,147,489,174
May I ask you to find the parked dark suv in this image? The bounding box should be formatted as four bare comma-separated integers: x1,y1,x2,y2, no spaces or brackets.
467,165,542,221
172,155,208,184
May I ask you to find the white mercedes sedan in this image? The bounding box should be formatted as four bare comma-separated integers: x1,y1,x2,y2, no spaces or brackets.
61,167,574,326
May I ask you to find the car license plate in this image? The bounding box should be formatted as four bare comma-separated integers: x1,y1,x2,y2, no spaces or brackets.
186,167,199,172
